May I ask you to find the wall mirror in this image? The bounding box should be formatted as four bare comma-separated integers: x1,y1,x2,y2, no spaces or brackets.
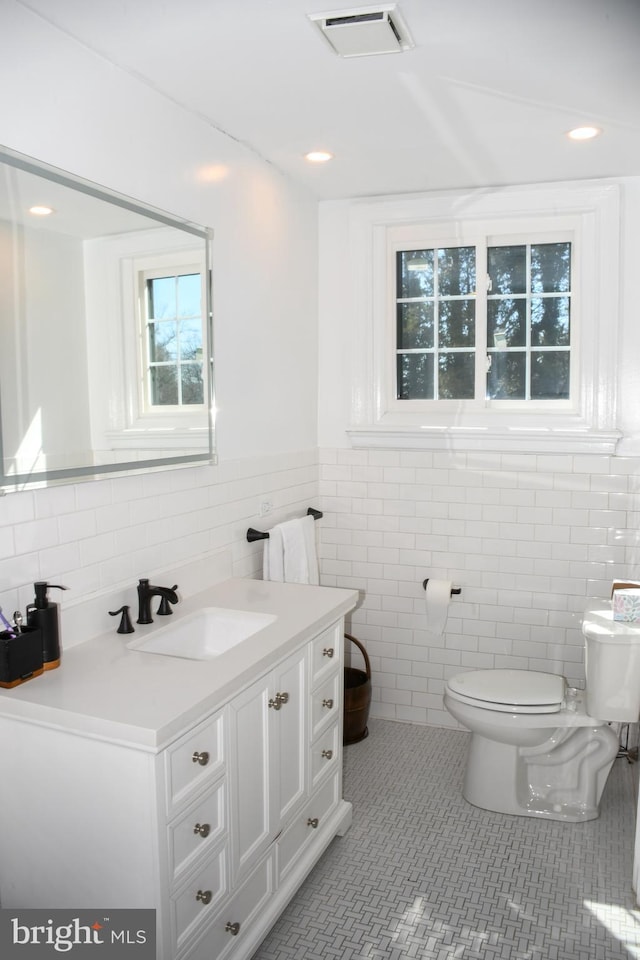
0,146,215,493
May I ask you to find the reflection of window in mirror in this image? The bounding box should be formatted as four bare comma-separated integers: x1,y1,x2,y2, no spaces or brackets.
138,263,206,412
84,229,211,456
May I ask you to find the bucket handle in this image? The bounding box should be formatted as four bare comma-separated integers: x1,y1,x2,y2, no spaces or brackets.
345,633,371,680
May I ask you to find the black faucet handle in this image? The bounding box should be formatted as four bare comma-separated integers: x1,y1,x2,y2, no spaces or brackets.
157,585,179,616
109,605,135,634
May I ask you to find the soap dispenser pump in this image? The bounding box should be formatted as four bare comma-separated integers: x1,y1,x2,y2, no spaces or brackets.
26,581,68,670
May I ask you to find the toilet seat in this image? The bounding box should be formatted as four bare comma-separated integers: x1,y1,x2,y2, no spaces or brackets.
446,669,565,714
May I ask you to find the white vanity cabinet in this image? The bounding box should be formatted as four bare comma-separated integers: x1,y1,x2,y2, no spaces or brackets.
190,625,348,960
0,579,357,960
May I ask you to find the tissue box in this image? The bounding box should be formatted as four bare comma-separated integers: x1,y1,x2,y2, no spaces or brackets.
0,626,43,688
612,588,640,623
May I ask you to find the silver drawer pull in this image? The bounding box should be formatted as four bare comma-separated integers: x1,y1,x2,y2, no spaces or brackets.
322,647,334,658
307,817,319,829
196,889,212,905
321,749,333,760
192,750,209,766
193,822,210,838
225,921,240,936
322,698,334,709
269,691,290,710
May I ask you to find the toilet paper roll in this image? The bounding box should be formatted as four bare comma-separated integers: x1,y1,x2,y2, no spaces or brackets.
424,579,452,636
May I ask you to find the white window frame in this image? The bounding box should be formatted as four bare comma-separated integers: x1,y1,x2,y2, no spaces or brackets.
84,228,213,454
346,182,621,453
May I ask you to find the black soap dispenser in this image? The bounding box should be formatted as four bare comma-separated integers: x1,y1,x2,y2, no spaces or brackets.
26,581,68,671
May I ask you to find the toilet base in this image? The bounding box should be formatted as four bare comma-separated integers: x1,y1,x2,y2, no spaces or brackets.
463,725,619,822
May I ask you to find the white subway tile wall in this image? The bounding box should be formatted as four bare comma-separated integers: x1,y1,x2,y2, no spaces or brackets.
318,448,640,729
0,449,320,616
2,445,639,731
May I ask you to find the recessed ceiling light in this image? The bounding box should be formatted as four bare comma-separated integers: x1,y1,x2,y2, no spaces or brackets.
29,205,55,216
305,151,334,163
567,126,601,141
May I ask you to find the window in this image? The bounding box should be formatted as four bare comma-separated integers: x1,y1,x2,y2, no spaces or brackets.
126,242,210,448
396,239,572,403
340,182,620,452
141,268,205,410
83,226,212,456
396,245,477,401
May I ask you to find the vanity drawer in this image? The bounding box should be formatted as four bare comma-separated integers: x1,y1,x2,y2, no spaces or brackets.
310,722,340,791
172,846,227,955
310,624,341,684
187,852,273,960
310,672,340,739
277,773,338,883
169,780,226,883
165,709,225,814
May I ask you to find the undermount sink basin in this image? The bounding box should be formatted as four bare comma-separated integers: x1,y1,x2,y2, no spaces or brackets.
127,607,277,660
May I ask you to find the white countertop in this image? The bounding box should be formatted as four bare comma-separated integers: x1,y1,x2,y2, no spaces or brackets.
0,578,358,751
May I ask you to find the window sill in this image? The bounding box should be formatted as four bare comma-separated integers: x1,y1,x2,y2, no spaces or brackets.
347,425,622,454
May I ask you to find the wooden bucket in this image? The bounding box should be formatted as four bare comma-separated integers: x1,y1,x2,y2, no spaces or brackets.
343,633,371,745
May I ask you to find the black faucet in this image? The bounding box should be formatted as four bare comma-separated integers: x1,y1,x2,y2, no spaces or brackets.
136,579,179,624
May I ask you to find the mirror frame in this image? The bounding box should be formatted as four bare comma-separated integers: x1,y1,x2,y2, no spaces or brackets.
0,146,215,492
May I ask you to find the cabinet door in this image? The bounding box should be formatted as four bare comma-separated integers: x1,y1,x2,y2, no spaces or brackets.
273,649,307,824
229,648,308,887
229,675,272,882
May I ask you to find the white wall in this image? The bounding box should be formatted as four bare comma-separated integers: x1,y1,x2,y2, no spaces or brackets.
0,0,319,465
316,183,640,725
0,2,320,617
317,446,640,725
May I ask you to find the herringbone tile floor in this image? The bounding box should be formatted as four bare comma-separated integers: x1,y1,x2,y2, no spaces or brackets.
252,719,640,960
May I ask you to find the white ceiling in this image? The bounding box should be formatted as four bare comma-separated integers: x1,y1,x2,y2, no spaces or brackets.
16,0,640,200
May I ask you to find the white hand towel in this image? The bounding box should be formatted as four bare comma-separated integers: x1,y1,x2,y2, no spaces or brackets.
279,518,308,584
300,514,319,586
281,516,320,585
263,516,320,584
263,524,285,582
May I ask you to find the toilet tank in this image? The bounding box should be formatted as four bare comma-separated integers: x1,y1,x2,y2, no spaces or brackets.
582,605,640,722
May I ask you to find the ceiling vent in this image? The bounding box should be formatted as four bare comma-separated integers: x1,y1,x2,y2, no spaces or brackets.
308,4,414,57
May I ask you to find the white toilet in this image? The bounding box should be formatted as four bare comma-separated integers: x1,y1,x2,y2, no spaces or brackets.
444,605,640,821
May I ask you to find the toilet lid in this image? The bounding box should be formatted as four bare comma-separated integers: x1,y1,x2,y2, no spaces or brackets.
447,669,565,711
